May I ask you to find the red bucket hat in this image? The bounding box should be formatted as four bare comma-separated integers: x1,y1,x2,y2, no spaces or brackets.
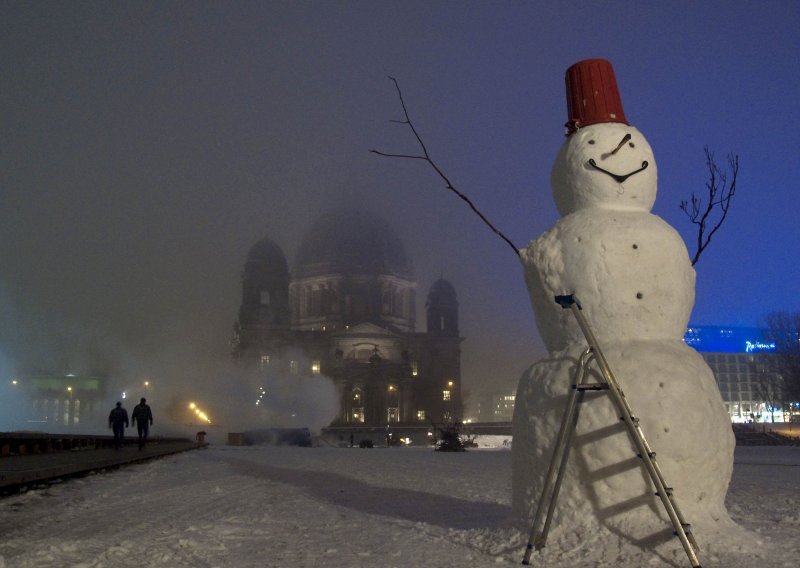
565,59,629,135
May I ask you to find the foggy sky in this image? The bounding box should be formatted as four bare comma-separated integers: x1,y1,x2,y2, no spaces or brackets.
2,1,798,405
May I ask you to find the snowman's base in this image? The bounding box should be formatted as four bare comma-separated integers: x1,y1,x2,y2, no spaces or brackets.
516,523,758,568
512,340,737,562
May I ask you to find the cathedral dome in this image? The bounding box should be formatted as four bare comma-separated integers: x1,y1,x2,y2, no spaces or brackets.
294,206,413,279
427,278,458,305
246,237,289,273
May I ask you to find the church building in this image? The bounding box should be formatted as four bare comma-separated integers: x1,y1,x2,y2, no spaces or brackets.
231,204,463,430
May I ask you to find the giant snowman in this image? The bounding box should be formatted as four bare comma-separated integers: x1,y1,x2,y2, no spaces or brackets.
512,59,743,561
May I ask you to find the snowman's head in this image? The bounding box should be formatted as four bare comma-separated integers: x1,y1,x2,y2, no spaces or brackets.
550,122,657,215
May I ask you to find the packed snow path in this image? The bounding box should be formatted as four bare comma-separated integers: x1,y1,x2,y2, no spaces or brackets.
0,445,798,567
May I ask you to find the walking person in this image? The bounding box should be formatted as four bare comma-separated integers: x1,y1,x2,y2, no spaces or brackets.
131,397,153,450
108,401,129,450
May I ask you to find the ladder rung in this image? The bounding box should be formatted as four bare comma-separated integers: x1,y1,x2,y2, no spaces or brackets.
575,383,610,391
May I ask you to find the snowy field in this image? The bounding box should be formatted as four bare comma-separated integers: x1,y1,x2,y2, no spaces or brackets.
0,443,798,567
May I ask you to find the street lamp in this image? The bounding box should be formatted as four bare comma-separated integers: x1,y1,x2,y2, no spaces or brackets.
67,386,73,426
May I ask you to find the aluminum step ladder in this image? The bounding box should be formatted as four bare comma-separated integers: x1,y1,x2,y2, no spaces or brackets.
522,294,702,567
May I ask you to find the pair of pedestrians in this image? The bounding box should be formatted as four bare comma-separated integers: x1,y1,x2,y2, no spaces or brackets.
108,398,153,450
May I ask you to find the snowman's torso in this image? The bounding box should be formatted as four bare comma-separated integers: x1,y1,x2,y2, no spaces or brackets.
522,208,695,352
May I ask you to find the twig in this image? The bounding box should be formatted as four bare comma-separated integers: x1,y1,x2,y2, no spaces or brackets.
680,146,739,266
370,77,519,257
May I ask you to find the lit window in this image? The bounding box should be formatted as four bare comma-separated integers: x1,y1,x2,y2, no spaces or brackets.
311,360,321,374
387,407,399,423
411,362,418,376
443,390,451,401
352,408,365,423
417,410,425,421
260,354,270,367
290,360,298,375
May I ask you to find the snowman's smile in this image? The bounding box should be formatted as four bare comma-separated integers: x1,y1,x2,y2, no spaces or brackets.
587,159,649,183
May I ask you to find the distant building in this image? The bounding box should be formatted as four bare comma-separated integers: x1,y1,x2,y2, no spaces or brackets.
9,371,108,428
468,391,515,423
232,204,464,428
684,325,793,423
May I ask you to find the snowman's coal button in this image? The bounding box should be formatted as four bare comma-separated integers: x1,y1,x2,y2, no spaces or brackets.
636,292,643,299
632,243,639,250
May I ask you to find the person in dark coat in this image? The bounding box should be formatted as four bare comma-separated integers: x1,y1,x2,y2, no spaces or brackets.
131,397,154,450
108,402,129,450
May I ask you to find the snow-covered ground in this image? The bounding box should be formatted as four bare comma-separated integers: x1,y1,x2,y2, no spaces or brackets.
0,442,797,567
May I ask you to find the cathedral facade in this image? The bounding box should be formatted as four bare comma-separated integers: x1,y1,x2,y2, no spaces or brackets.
231,205,463,429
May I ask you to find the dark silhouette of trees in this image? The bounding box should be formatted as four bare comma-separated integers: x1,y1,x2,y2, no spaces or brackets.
751,366,786,423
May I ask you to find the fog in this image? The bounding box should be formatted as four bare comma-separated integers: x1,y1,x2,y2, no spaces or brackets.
2,3,798,434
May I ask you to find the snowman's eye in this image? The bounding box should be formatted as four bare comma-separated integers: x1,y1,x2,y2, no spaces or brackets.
629,142,635,148
588,140,595,145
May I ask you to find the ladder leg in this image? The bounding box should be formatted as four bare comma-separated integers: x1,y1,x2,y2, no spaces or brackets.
522,348,592,565
557,295,703,568
537,366,591,549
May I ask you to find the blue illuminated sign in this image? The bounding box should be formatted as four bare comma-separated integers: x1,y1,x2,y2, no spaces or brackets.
684,326,774,353
744,340,776,353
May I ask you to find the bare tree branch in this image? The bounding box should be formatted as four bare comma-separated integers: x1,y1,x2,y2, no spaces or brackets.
370,76,520,257
680,146,739,266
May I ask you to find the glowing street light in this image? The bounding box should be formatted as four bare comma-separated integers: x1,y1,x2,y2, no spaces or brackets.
188,402,211,424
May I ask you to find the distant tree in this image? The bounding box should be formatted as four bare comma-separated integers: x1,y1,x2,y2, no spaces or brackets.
751,366,786,424
680,147,739,266
763,312,800,408
433,420,467,452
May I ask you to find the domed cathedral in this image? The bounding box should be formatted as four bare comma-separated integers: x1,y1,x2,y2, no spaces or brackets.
232,204,464,431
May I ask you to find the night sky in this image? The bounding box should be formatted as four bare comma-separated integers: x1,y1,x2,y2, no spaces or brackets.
2,2,798,404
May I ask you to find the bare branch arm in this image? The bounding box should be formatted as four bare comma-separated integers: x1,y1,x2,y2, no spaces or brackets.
680,146,739,266
370,77,520,257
